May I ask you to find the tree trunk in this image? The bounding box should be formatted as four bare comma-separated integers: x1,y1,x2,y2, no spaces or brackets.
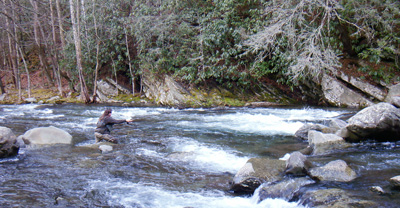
56,0,66,48
50,0,63,96
30,0,54,86
69,0,90,103
125,29,135,95
0,48,7,94
18,46,31,98
2,0,18,88
337,21,357,58
90,0,100,103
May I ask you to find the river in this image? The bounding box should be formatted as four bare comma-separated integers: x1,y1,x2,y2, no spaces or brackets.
0,104,399,207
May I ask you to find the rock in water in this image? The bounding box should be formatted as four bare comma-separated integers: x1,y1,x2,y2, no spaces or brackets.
99,145,113,153
308,160,357,182
345,102,400,142
389,175,400,188
18,126,72,145
0,126,20,158
231,158,286,193
308,131,350,155
285,151,312,176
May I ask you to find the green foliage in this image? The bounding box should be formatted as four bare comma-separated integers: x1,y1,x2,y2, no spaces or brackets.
48,0,400,91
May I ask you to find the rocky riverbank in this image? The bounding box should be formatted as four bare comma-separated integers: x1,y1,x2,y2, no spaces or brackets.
2,64,399,109
230,102,400,207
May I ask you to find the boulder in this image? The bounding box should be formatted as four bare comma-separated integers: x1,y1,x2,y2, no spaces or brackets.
295,123,330,140
369,186,385,194
300,188,377,208
333,70,386,101
327,119,347,132
142,71,191,106
308,160,357,182
389,175,400,188
230,158,286,193
308,131,351,155
47,96,60,102
258,177,315,201
389,96,400,108
0,127,19,158
321,73,374,108
285,151,312,176
96,79,131,102
99,145,113,153
385,83,400,107
18,126,72,145
344,102,400,142
24,97,37,103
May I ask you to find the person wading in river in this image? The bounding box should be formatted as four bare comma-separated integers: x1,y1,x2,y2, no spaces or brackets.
95,108,133,143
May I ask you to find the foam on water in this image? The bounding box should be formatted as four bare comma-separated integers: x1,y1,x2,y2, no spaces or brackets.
168,137,249,173
174,107,346,136
137,137,248,174
88,179,303,208
177,112,304,135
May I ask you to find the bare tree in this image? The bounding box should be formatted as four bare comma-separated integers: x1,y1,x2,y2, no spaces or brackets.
2,0,18,88
30,0,54,86
244,0,344,82
125,27,135,95
49,0,63,96
56,0,66,48
91,0,100,103
245,0,399,83
69,0,90,103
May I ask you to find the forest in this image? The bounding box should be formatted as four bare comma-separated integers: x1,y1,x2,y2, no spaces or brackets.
0,0,399,103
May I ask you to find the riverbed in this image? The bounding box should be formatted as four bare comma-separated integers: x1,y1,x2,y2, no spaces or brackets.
0,104,399,207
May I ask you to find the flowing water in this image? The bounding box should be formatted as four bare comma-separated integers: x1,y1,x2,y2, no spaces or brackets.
0,104,399,207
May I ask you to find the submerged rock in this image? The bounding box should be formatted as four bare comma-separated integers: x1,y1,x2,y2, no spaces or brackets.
18,126,72,145
0,126,19,158
258,177,315,201
300,188,377,208
344,102,400,142
230,158,286,193
308,159,357,182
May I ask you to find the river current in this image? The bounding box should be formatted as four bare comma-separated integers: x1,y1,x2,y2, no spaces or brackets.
0,104,399,207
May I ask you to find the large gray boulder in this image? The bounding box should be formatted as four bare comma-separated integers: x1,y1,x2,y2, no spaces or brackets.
0,127,19,158
344,102,400,142
230,158,286,193
142,71,191,106
308,131,351,155
18,126,72,145
308,160,357,182
96,78,131,102
258,177,315,201
321,73,374,108
333,70,386,101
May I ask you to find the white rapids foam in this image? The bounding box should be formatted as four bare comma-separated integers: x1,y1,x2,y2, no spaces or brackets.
88,179,304,208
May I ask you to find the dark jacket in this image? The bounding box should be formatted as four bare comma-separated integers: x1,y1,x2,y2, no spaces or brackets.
95,116,126,134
